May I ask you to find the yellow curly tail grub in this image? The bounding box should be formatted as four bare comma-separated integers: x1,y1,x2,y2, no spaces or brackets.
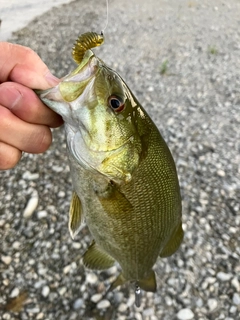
72,32,104,64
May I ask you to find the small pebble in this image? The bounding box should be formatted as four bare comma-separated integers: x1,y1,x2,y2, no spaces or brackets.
63,264,72,274
58,287,67,296
217,272,232,282
208,298,218,311
91,293,102,303
177,308,194,320
229,306,237,313
1,255,12,265
22,171,39,180
26,307,40,313
23,192,39,218
41,285,50,297
73,298,84,310
143,308,154,317
232,293,240,305
217,169,225,177
10,287,20,298
37,210,48,219
231,277,240,291
86,273,98,284
97,299,111,309
118,303,128,312
12,241,21,250
72,242,81,249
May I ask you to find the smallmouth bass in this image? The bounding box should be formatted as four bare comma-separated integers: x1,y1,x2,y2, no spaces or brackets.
37,32,183,306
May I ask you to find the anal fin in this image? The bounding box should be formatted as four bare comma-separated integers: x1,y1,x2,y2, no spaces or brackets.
82,241,115,270
69,191,83,239
160,222,184,258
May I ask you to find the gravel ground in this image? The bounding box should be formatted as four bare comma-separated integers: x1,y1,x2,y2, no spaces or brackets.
0,0,240,319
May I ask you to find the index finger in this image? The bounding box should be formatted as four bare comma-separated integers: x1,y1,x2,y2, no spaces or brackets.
0,42,59,89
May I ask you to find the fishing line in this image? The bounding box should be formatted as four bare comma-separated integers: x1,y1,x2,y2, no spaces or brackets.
101,0,109,34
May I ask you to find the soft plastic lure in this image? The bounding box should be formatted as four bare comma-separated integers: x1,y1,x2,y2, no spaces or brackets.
72,32,104,64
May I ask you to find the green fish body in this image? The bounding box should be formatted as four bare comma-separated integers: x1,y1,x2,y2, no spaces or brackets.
37,32,183,303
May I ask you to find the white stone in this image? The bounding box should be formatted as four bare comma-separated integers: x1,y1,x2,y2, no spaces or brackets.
1,255,12,265
34,280,46,289
229,306,237,313
118,303,128,312
63,264,72,274
12,241,21,249
126,293,135,307
208,298,218,311
22,171,39,180
86,273,98,284
97,299,111,309
231,277,240,292
72,242,81,249
37,210,48,219
217,272,232,282
206,277,216,284
177,308,194,320
10,287,20,298
91,293,102,303
134,313,143,320
23,192,39,218
41,285,50,297
106,265,118,275
217,169,225,177
26,307,40,313
233,293,240,305
143,308,154,317
58,287,67,296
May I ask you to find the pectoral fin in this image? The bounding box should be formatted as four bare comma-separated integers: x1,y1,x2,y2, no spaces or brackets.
160,222,184,258
69,191,83,239
138,270,157,292
82,241,115,270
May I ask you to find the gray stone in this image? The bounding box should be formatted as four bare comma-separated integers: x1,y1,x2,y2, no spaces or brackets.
232,293,240,305
217,272,232,282
73,298,84,310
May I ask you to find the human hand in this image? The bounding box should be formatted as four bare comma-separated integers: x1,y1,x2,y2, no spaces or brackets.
0,42,63,170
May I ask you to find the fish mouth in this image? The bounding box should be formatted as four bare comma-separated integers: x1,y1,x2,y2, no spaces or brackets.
64,52,99,84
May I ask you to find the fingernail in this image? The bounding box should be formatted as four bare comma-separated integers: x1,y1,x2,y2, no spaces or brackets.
0,86,22,110
45,71,60,86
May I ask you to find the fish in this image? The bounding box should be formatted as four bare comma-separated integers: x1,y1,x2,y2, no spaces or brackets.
36,32,183,306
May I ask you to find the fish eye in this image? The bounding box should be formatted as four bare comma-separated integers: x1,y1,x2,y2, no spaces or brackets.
108,95,125,112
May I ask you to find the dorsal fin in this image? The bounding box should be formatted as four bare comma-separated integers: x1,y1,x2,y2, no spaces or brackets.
72,32,104,64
